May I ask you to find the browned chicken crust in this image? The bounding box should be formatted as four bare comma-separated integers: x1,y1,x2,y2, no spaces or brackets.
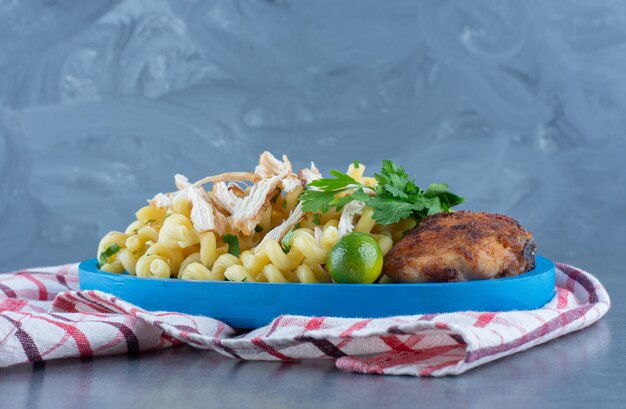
383,211,536,283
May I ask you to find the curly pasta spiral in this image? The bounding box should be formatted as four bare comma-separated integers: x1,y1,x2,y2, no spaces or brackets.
136,253,171,278
135,205,166,226
291,228,337,264
124,222,159,253
170,194,191,218
117,248,139,275
136,243,184,278
256,240,304,271
374,234,393,256
159,214,199,249
224,262,330,283
240,250,270,275
97,231,128,273
180,254,241,281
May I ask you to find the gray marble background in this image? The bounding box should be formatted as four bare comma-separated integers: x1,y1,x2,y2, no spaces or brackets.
1,0,624,272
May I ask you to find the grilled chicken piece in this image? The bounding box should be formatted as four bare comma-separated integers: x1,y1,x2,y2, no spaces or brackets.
383,211,536,283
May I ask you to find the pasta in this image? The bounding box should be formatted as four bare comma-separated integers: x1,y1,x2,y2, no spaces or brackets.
95,152,418,284
136,253,171,278
159,214,199,248
256,240,304,272
224,261,330,283
124,223,158,253
135,205,167,226
199,232,220,267
97,232,128,273
117,248,139,275
181,254,241,281
372,233,394,256
135,243,184,278
240,250,270,275
354,206,376,234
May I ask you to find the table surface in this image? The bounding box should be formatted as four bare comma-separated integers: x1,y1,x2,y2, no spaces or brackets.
1,254,623,409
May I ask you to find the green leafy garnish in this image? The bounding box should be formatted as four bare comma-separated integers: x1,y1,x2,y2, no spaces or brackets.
99,244,121,267
270,188,281,204
222,234,240,257
280,221,302,252
255,225,264,233
300,170,362,213
281,229,296,253
300,160,464,225
312,213,321,225
144,219,156,225
353,160,360,169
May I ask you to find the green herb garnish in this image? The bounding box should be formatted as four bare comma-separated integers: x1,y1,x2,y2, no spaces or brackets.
270,188,282,204
99,244,121,267
353,160,360,169
281,229,296,253
312,213,321,225
281,198,288,209
300,160,464,225
255,225,264,233
144,219,156,225
222,234,240,257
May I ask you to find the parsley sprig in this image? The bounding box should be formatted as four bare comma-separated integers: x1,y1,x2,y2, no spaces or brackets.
98,244,121,267
300,160,464,225
222,234,241,257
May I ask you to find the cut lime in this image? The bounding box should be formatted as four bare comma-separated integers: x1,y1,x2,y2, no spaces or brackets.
327,233,383,284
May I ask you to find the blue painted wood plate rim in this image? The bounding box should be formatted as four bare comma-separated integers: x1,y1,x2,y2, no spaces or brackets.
79,256,555,328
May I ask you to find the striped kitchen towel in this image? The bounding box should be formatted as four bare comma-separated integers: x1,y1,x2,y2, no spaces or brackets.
0,262,610,376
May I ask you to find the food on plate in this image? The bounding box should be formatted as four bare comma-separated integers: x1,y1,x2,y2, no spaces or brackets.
96,151,464,283
326,232,383,284
382,211,536,283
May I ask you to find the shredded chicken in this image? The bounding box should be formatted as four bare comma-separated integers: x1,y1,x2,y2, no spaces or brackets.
149,152,322,237
212,182,242,214
255,151,292,178
175,174,191,190
257,202,304,250
149,192,174,208
149,174,191,208
338,200,366,237
228,183,246,198
314,226,323,245
231,176,282,235
214,151,301,235
188,187,228,234
192,172,260,188
281,173,303,193
255,151,303,194
298,162,322,186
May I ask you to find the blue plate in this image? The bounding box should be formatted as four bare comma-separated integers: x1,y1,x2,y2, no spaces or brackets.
78,256,555,328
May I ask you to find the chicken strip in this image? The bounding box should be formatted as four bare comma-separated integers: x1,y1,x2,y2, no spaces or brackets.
383,211,536,283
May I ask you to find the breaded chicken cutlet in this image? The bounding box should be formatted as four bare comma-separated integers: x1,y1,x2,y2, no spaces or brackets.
383,211,536,283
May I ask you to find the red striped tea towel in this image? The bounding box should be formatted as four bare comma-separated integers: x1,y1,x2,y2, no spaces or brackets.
0,262,610,376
